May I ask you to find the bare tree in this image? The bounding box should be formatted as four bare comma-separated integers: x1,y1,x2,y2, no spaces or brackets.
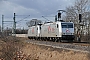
65,0,90,41
66,0,90,23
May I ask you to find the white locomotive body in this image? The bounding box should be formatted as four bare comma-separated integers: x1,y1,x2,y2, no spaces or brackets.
28,21,75,42
41,22,62,37
28,25,41,39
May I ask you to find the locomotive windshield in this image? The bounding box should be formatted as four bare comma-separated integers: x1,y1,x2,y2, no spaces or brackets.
61,23,73,28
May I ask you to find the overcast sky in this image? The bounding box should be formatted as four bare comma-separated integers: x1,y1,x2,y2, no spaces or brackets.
0,0,75,29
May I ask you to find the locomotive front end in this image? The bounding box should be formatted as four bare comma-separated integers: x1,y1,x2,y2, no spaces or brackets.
61,22,75,40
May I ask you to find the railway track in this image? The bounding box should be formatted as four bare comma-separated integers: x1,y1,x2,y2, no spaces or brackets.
26,39,90,53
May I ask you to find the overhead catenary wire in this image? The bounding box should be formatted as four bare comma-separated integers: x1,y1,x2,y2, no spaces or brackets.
42,16,55,22
16,15,30,23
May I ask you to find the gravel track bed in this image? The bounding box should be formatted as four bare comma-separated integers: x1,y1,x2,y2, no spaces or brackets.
26,40,90,53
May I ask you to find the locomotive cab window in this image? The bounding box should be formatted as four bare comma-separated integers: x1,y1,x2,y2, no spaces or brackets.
57,24,59,28
61,23,73,28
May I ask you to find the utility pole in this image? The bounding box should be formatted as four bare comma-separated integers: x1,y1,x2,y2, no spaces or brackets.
13,13,16,35
2,15,4,32
77,14,82,42
1,15,13,36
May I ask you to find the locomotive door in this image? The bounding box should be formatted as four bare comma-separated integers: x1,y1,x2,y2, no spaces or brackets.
56,24,59,37
36,27,38,37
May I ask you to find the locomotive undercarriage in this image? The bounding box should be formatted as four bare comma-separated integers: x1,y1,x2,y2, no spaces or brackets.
28,36,74,42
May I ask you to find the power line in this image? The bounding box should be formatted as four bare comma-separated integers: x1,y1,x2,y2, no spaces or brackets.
12,13,30,35
16,15,30,23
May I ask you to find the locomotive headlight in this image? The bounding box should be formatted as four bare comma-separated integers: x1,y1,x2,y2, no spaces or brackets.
71,33,73,35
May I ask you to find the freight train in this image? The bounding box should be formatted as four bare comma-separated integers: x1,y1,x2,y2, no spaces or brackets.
28,10,75,42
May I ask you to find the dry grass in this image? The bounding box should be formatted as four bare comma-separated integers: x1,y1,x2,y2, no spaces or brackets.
0,36,90,60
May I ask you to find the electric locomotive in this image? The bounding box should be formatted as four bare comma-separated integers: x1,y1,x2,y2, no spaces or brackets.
40,21,74,42
28,10,75,42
